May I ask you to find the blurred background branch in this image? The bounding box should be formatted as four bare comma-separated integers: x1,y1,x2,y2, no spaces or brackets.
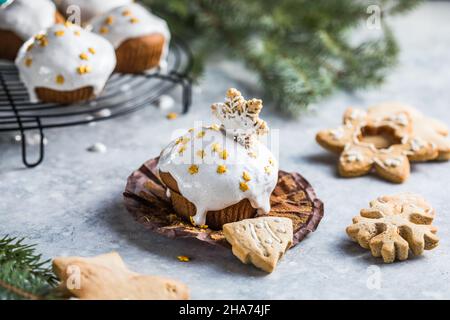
143,0,422,115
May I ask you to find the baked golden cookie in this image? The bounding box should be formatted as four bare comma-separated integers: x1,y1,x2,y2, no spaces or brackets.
316,103,450,183
53,252,190,300
223,217,293,273
346,193,439,263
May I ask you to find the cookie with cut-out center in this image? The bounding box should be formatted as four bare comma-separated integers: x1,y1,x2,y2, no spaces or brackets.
316,103,450,183
223,217,293,272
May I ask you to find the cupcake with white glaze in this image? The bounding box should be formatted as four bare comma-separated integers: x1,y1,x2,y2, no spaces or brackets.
54,0,132,24
15,22,116,103
0,0,65,61
89,3,170,74
158,88,278,229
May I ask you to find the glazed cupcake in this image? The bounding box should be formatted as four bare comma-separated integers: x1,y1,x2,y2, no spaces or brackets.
158,89,278,229
90,3,170,74
0,0,65,61
54,0,132,24
15,22,116,104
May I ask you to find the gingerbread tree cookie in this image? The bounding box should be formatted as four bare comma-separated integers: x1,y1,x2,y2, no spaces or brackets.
346,193,439,263
316,103,450,183
53,252,190,300
223,217,293,272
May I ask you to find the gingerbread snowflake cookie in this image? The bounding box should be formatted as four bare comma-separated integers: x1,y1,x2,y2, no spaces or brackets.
346,193,439,263
316,103,450,183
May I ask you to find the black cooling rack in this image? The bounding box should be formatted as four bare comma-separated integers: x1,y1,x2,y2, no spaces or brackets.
0,38,193,168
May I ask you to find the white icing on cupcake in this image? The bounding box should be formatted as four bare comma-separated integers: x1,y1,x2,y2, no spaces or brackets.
158,89,278,226
15,23,116,103
89,3,170,70
54,0,132,23
0,0,57,40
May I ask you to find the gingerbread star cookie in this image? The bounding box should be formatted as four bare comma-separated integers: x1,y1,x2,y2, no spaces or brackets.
346,193,439,263
316,103,450,183
223,217,293,273
53,252,190,300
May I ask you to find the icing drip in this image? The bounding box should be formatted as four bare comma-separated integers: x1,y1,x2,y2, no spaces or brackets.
15,23,116,103
158,127,278,226
0,0,56,40
54,0,132,23
89,3,171,71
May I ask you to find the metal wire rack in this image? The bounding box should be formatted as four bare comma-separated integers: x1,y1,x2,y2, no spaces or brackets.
0,38,193,168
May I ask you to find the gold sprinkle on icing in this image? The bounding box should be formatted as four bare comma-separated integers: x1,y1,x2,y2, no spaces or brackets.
248,151,258,158
209,124,220,131
264,166,272,174
196,131,206,138
79,53,89,60
219,150,228,160
77,65,92,74
242,171,251,182
105,16,114,25
269,158,275,166
239,182,249,192
122,9,132,16
25,58,32,67
130,17,140,24
175,136,190,145
189,216,196,225
88,47,96,54
166,112,178,120
54,30,65,37
178,145,186,154
199,224,208,230
56,74,65,85
74,31,81,36
64,21,73,27
196,150,206,159
211,143,221,153
177,256,190,262
217,165,227,174
26,43,34,52
188,165,199,175
35,35,48,47
100,26,109,34
188,128,194,133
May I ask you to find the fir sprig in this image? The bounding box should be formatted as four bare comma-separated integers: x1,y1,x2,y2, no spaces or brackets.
143,0,422,115
0,236,57,300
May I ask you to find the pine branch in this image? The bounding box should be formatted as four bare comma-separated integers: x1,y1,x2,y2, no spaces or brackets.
135,1,422,114
0,236,58,300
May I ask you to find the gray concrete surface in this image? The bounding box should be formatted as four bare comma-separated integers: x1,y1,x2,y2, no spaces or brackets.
1,2,449,299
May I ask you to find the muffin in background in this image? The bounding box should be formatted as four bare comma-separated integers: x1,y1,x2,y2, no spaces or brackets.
0,0,64,61
54,0,132,24
15,22,116,104
90,3,170,74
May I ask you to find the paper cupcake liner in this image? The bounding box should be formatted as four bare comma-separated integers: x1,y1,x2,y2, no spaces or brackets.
123,157,324,248
115,34,165,74
35,86,95,104
159,171,256,229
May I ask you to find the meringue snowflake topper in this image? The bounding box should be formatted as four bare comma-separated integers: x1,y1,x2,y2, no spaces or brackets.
211,88,269,148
